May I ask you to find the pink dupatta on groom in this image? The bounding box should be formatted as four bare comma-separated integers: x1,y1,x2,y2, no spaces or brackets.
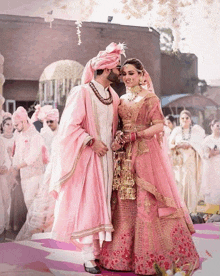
49,84,119,243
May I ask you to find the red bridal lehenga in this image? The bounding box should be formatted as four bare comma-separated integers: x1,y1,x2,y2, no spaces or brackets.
100,92,199,275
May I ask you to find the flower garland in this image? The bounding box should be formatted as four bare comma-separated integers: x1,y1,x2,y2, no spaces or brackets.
75,21,82,45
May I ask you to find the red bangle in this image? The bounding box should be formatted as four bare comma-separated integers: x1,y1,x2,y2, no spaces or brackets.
130,132,136,142
87,138,95,147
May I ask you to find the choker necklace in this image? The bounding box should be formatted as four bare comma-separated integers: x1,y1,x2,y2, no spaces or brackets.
89,82,113,105
127,85,142,101
181,125,192,140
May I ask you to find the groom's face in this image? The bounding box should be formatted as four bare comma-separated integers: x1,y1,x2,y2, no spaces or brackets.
107,64,121,83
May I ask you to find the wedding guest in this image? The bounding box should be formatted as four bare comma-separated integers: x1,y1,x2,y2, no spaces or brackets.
40,108,59,155
169,110,205,212
201,120,220,206
11,106,48,210
1,113,14,231
31,104,52,132
164,114,176,138
0,97,11,241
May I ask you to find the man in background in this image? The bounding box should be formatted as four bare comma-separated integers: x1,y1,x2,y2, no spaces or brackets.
12,106,47,210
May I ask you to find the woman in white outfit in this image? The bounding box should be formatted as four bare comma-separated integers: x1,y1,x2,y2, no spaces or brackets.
169,110,205,213
1,114,15,232
201,120,220,205
0,98,11,241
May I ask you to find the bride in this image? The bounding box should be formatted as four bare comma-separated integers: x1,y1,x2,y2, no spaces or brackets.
100,58,199,275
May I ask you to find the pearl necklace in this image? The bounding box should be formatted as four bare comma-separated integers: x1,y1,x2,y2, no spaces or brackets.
181,125,192,140
127,85,142,101
89,82,113,105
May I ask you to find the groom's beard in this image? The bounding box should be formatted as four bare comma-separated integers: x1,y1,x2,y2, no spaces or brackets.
107,70,120,83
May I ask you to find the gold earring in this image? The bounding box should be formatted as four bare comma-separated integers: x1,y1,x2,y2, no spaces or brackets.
139,76,143,85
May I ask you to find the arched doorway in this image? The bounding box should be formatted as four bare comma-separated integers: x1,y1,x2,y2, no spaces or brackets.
39,60,84,113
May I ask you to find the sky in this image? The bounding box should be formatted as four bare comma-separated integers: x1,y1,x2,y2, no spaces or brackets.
1,0,220,84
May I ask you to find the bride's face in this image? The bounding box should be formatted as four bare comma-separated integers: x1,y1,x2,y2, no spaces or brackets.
121,64,141,88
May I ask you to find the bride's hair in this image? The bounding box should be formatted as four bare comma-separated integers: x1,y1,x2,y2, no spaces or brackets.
123,58,144,73
180,109,191,119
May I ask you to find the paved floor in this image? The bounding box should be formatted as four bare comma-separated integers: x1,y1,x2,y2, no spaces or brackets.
0,223,220,275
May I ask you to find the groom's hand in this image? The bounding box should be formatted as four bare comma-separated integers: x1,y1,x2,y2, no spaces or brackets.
91,140,109,157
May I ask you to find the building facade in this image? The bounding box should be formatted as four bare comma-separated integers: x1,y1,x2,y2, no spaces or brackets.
0,14,161,113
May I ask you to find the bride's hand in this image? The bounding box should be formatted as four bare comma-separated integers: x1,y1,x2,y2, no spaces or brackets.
122,133,131,143
111,141,122,151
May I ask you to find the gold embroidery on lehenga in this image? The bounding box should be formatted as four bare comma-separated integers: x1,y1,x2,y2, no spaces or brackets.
137,139,150,156
144,198,152,213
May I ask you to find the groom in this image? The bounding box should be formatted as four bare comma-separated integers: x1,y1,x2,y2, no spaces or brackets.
50,43,126,274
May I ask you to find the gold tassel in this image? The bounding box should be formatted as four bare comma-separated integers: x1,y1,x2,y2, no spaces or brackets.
113,143,136,200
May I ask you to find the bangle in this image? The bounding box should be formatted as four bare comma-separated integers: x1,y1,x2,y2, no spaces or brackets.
87,138,95,147
130,132,136,142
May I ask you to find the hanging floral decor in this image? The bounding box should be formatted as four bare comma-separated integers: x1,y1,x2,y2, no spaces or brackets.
44,0,97,45
44,0,219,49
114,0,219,51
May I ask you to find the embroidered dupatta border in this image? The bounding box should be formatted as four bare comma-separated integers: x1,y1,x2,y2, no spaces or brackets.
136,176,195,233
70,224,114,239
57,136,92,186
136,176,177,209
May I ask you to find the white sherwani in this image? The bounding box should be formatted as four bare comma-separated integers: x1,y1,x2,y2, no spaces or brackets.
81,80,114,244
13,125,46,209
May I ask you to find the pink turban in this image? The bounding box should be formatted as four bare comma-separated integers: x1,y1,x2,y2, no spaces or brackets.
31,104,53,122
2,111,12,120
46,108,59,122
12,106,29,122
81,42,126,84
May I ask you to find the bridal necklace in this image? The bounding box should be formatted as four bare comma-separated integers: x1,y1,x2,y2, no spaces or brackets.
181,125,192,140
89,82,113,105
127,85,142,101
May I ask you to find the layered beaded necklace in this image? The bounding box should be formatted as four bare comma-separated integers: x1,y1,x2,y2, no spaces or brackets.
89,82,113,105
127,85,142,101
181,125,192,140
